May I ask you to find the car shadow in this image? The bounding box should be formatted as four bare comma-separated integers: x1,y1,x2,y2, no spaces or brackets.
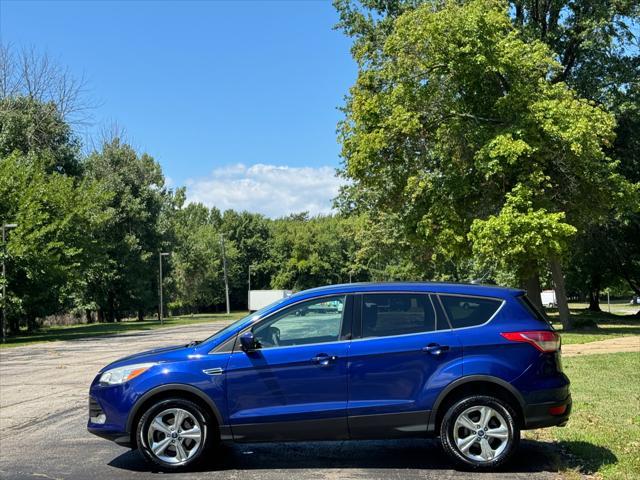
554,440,618,475
108,438,616,475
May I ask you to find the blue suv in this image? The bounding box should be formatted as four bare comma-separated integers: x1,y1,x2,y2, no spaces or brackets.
88,283,571,470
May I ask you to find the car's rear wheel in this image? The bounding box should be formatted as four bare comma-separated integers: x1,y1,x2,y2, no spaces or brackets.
440,395,519,470
137,398,213,470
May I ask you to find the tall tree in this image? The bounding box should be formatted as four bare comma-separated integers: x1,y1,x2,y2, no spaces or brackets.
1,95,110,332
0,96,82,176
168,203,233,313
336,0,633,328
0,152,111,332
83,139,169,322
1,43,91,124
335,0,640,311
220,210,272,308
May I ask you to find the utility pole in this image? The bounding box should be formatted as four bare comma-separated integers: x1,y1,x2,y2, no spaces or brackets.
248,264,257,311
220,234,230,315
159,252,169,325
1,223,18,343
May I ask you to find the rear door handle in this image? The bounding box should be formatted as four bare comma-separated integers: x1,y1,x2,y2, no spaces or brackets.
312,354,337,366
422,343,449,356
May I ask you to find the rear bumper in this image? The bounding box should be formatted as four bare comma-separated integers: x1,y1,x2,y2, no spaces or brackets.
523,394,572,429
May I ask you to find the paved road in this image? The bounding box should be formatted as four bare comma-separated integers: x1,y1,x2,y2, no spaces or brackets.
1,322,565,480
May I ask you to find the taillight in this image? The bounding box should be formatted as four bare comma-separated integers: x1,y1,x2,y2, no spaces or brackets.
500,330,561,352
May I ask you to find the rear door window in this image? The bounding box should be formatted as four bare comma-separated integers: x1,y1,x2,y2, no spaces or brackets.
361,293,444,338
438,295,502,329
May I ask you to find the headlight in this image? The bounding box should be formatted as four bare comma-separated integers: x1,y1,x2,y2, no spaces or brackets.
99,362,157,385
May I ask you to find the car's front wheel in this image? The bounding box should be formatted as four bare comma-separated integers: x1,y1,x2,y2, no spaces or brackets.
440,395,519,470
137,398,213,470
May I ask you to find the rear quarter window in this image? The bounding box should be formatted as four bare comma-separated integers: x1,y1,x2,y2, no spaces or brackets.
439,295,502,329
518,294,553,326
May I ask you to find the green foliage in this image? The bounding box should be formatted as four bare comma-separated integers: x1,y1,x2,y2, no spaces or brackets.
83,139,173,321
469,184,577,280
268,214,360,290
334,0,640,298
220,210,272,305
337,0,628,289
4,0,640,332
168,203,229,312
0,153,112,328
0,97,81,176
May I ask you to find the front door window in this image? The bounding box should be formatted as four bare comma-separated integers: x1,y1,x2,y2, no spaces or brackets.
253,295,346,349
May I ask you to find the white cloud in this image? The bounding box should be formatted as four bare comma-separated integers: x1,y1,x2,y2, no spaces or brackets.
184,163,344,218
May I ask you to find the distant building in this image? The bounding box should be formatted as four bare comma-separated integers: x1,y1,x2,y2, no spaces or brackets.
541,290,557,308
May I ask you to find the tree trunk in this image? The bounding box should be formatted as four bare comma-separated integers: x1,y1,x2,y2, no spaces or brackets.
622,274,640,297
107,291,115,323
97,308,104,323
137,309,144,322
8,316,20,335
588,290,601,312
550,257,572,330
522,271,544,312
85,309,94,324
27,314,37,332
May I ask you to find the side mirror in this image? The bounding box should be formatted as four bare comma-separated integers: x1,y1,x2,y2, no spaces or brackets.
239,331,259,352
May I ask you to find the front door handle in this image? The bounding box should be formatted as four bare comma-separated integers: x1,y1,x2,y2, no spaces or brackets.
312,354,337,366
422,343,450,356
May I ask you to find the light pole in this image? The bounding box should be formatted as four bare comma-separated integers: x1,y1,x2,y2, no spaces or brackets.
1,223,18,343
248,264,256,310
159,252,169,325
220,234,230,315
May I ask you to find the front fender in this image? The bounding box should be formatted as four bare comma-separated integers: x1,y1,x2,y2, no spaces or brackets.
125,382,225,433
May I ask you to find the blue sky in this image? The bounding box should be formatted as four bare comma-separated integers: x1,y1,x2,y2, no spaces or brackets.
0,1,356,216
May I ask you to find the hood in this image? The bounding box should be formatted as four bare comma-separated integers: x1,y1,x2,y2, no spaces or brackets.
100,343,192,372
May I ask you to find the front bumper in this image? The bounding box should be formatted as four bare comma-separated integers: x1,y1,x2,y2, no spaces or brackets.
87,425,132,447
523,393,572,429
87,393,133,447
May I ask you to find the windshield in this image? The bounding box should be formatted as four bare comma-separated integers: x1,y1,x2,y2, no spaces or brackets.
200,296,292,345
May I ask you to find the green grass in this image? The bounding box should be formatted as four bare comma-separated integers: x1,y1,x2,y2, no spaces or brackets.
0,312,247,349
566,301,639,316
528,352,640,480
548,306,640,345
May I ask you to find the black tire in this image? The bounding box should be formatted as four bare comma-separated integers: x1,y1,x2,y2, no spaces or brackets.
440,395,520,470
137,398,215,471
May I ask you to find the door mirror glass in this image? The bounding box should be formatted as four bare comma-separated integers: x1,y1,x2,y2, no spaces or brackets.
239,331,259,352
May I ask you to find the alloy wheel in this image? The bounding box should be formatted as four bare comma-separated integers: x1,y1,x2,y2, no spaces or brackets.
452,405,510,462
146,408,202,465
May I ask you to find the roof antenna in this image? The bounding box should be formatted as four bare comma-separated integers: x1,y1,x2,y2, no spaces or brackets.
470,269,491,285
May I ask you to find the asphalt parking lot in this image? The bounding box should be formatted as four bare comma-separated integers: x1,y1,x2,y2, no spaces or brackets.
0,321,565,480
